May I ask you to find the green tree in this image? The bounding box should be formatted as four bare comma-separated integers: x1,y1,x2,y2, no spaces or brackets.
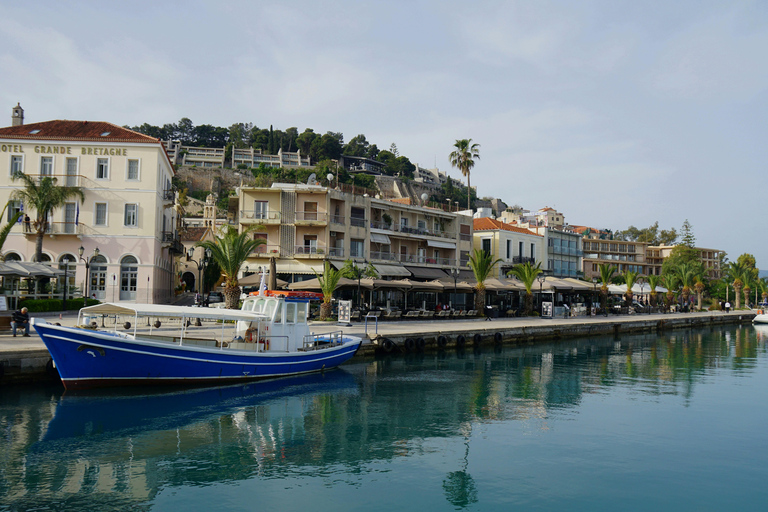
197,226,264,308
727,261,748,309
449,139,480,211
314,260,344,320
11,173,84,262
468,248,502,313
340,260,379,307
694,277,705,311
0,201,23,260
669,262,698,308
598,264,617,312
507,261,542,316
622,270,640,305
647,274,661,308
680,219,696,247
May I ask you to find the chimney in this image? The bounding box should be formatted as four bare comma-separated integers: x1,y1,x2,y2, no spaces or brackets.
11,103,24,126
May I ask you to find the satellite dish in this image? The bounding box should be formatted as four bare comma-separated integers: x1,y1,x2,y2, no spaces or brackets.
307,173,317,185
421,193,429,202
327,173,334,182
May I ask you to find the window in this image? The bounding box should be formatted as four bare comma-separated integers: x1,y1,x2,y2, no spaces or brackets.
96,158,109,179
40,156,53,176
64,203,77,234
482,238,491,254
506,240,511,259
65,158,78,186
350,207,366,227
124,204,138,227
120,256,138,301
518,241,524,257
303,201,318,221
285,303,296,324
127,159,139,180
530,243,535,260
254,200,268,220
95,203,107,226
7,200,21,222
350,239,364,258
10,155,23,175
253,233,268,253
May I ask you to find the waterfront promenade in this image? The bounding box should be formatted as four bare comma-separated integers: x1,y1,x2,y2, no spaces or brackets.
0,308,755,384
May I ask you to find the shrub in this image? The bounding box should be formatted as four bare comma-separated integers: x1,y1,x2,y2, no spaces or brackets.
20,298,100,313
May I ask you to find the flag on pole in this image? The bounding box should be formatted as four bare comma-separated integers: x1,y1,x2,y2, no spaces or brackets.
258,267,267,296
75,203,79,226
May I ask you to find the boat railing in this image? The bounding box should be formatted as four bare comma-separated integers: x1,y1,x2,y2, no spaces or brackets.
301,331,344,351
227,335,289,352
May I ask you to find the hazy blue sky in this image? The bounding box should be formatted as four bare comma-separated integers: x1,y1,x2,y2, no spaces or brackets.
2,1,766,265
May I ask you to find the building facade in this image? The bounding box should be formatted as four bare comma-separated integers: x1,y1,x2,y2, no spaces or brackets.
233,183,473,282
0,106,181,303
646,245,724,279
472,217,544,278
232,147,311,169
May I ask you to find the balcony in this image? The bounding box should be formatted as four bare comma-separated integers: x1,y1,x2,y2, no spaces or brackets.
295,211,328,225
18,221,82,236
240,210,281,224
513,256,536,264
349,216,367,228
370,251,398,262
294,244,326,258
328,247,345,258
163,189,175,202
250,244,282,257
20,173,81,187
547,246,583,257
161,231,185,254
330,215,345,225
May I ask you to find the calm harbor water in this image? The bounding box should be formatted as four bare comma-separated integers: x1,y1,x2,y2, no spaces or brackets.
2,325,768,511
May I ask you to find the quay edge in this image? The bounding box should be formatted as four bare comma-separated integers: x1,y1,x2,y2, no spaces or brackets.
355,311,756,357
0,312,756,385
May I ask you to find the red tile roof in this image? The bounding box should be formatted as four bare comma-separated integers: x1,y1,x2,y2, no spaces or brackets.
0,120,160,143
180,227,209,242
473,217,542,236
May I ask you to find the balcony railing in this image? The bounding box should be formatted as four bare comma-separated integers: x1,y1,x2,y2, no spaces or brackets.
350,217,366,228
328,247,345,258
240,210,281,223
295,212,328,223
547,246,583,257
251,244,282,256
17,221,82,235
513,256,537,264
330,215,345,225
294,244,327,257
370,251,398,262
371,219,458,241
19,173,82,187
163,189,175,201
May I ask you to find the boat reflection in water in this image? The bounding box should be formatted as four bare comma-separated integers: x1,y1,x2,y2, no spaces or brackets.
19,370,360,510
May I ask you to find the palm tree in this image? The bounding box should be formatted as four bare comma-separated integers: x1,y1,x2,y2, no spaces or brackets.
0,201,23,260
197,226,264,308
449,139,480,211
662,274,677,311
11,173,84,262
742,271,755,308
694,277,705,311
727,261,748,309
315,260,344,320
598,264,617,313
340,260,379,309
622,270,640,306
647,274,661,309
468,248,502,314
507,261,542,316
670,262,698,310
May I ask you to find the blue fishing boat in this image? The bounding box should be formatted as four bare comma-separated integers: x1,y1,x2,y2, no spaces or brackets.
32,291,361,390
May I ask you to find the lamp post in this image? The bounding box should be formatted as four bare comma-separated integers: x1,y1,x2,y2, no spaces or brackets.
638,279,646,314
537,274,546,317
61,260,68,312
591,276,598,316
187,247,210,305
451,267,459,309
78,246,99,307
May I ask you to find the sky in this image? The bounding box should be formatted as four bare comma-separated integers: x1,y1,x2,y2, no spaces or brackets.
1,0,766,266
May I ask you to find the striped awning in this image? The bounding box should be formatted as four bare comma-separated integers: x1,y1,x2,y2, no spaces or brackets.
275,261,325,275
405,266,449,279
370,233,391,244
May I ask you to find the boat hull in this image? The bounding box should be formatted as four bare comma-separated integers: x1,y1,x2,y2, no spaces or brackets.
33,321,362,390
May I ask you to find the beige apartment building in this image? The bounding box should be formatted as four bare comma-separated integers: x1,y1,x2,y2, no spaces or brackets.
0,105,181,303
581,238,649,281
646,245,724,279
232,184,473,282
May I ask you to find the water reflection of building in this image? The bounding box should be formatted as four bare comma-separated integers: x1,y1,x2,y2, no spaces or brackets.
1,329,760,508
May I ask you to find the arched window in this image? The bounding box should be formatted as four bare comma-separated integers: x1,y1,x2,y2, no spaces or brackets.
120,255,138,301
90,255,107,300
3,252,22,261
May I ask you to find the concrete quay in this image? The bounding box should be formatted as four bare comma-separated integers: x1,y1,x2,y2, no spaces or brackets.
0,310,755,385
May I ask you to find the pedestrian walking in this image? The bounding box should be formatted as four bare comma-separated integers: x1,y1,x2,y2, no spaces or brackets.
725,301,731,313
23,214,30,233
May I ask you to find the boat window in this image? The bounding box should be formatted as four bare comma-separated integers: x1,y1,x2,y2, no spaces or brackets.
285,303,296,324
296,302,308,323
241,299,255,312
264,300,277,320
273,302,282,323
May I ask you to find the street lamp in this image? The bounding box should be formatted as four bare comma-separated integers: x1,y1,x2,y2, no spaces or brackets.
187,247,210,301
537,274,546,317
78,246,99,306
638,279,646,314
591,276,598,316
450,267,459,309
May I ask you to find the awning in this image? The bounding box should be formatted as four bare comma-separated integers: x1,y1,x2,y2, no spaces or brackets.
287,277,373,291
426,240,456,249
370,233,391,244
0,262,65,277
405,266,448,279
370,263,410,277
275,261,325,275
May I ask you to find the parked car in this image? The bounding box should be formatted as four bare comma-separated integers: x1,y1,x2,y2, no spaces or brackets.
207,292,224,304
